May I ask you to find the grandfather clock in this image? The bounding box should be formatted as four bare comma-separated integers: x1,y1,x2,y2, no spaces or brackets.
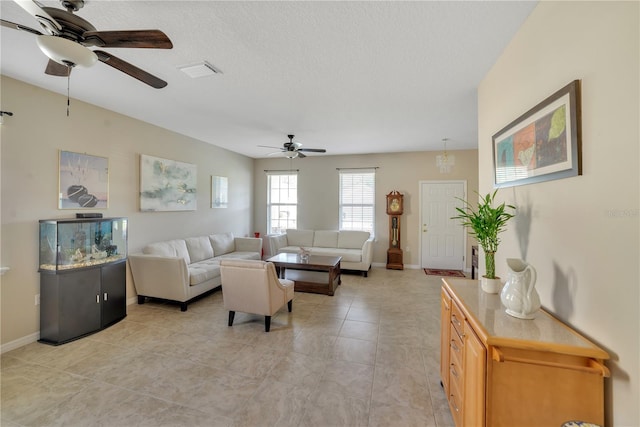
386,191,404,270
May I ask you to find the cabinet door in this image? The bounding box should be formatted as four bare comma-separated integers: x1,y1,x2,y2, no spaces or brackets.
101,261,126,327
58,269,101,343
463,321,486,427
440,289,452,393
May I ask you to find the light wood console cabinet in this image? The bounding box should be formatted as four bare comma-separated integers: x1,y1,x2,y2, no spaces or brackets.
440,278,609,427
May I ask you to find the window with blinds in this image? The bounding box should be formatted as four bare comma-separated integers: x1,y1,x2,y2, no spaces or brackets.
339,169,375,234
267,172,298,234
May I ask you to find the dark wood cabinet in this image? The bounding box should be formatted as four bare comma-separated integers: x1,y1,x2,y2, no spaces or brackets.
39,260,126,345
101,261,127,327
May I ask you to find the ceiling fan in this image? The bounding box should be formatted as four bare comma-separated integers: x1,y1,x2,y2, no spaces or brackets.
259,135,327,159
1,0,173,88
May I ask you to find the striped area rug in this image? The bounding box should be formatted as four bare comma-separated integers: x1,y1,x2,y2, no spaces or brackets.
424,268,466,277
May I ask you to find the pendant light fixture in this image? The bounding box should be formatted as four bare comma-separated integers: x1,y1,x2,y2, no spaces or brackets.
436,138,455,173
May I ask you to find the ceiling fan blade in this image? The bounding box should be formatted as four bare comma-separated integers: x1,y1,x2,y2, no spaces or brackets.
258,145,284,150
83,30,173,49
95,50,167,88
14,0,62,35
298,148,327,153
267,151,285,157
45,59,70,76
297,152,307,158
1,18,42,35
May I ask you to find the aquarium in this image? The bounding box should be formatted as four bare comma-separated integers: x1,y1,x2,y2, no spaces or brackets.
39,217,127,271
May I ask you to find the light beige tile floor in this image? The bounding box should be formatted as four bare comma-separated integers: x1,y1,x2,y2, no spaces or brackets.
1,267,456,427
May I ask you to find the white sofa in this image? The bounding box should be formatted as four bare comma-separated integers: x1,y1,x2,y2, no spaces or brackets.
129,232,261,311
267,229,373,276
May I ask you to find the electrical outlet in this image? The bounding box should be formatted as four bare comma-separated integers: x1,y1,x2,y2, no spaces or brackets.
35,294,40,306
405,246,410,252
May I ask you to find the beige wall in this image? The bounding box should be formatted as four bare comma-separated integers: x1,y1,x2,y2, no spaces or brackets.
478,2,639,424
253,150,478,267
0,76,254,348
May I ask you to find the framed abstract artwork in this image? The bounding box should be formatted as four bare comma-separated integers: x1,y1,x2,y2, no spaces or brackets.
211,176,228,208
58,150,109,209
140,154,197,211
492,80,582,188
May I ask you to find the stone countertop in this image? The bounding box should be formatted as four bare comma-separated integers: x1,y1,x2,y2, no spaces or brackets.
442,278,609,360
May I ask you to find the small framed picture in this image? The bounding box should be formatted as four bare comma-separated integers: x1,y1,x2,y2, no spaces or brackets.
58,150,109,209
211,176,228,208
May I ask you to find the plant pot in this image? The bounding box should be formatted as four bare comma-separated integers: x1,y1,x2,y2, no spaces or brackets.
481,276,502,294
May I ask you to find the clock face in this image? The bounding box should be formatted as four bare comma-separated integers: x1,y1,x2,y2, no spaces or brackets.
390,198,400,212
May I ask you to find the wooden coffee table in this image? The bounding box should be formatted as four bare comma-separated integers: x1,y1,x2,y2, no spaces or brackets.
266,253,342,296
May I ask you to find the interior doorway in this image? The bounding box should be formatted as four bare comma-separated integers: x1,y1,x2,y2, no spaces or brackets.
419,181,466,270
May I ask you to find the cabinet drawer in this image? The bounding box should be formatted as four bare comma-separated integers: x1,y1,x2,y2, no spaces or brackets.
448,371,464,427
450,323,464,357
449,343,464,392
451,300,465,337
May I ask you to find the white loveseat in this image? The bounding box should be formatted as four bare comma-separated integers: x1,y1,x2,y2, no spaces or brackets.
267,229,373,276
129,232,261,311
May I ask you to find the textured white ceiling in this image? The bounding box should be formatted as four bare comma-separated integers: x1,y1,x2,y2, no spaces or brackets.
0,0,537,158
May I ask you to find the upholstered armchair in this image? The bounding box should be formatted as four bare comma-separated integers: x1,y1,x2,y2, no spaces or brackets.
219,259,294,332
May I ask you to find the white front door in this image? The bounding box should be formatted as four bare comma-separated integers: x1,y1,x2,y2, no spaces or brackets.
420,181,466,270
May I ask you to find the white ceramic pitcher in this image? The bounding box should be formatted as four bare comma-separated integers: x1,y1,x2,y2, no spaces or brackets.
500,258,540,319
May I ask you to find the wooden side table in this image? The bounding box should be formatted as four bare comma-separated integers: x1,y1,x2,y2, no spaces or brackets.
471,245,478,279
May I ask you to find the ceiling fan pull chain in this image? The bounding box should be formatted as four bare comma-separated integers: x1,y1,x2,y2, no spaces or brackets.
66,66,71,117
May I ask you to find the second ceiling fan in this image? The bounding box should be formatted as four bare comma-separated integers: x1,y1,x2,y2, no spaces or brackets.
260,135,327,159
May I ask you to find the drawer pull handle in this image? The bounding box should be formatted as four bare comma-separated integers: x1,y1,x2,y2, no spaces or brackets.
451,340,460,353
451,315,461,328
450,397,460,413
492,348,610,377
450,365,459,378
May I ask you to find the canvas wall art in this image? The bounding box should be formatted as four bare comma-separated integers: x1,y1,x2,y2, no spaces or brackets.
493,80,582,188
140,154,197,211
58,150,109,209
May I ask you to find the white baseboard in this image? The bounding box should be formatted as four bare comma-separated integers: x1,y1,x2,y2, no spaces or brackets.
1,332,39,354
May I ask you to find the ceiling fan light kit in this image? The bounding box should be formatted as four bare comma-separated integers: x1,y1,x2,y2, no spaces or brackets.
36,34,97,67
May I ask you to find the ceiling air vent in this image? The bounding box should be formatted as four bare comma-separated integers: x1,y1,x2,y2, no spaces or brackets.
178,61,222,78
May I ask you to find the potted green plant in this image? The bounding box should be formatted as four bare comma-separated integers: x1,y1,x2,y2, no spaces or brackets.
452,189,515,293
